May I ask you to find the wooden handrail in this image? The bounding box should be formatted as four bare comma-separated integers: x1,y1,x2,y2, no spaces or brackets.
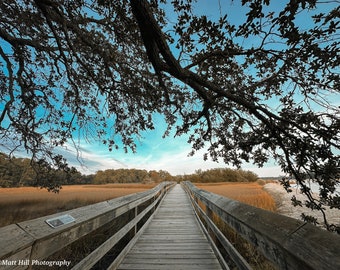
182,181,340,270
0,181,175,269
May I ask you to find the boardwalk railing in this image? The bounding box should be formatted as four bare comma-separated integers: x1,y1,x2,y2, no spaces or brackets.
0,181,175,270
182,181,340,270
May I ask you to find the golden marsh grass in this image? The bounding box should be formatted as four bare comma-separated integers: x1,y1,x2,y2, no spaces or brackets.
196,182,277,212
0,183,156,227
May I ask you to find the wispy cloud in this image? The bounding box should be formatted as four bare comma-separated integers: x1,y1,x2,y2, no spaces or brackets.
68,136,283,177
0,115,283,177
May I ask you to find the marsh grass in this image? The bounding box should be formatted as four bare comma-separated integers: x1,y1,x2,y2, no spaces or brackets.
194,182,278,269
0,183,157,269
196,182,277,211
0,183,156,227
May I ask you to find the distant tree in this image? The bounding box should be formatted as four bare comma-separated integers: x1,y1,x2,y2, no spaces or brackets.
158,170,174,182
0,152,81,189
148,170,162,183
93,170,107,184
0,0,339,231
92,168,166,184
239,170,258,182
183,168,258,183
0,154,36,187
80,174,95,184
67,167,83,184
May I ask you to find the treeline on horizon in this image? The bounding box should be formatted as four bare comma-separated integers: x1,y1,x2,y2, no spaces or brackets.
0,153,258,188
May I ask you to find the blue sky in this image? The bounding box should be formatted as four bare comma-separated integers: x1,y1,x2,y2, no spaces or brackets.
2,1,338,177
65,0,338,176
56,113,284,176
60,132,284,176
0,0,286,177
98,0,335,177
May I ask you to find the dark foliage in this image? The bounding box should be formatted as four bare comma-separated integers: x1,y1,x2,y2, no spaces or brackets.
1,0,339,230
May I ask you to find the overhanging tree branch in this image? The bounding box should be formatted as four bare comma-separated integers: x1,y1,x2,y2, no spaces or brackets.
1,0,339,232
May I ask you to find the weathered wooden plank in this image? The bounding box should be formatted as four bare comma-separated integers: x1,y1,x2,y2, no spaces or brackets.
127,249,216,255
0,245,32,270
117,184,223,270
138,235,209,240
119,258,222,265
123,253,217,259
0,224,34,260
129,244,212,250
143,229,202,233
118,264,222,270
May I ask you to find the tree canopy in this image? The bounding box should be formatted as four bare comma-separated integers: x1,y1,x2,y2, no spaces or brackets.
0,152,174,187
180,168,259,183
0,152,84,190
0,0,339,231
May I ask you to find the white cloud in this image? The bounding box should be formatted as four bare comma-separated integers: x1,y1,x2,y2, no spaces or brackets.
70,140,283,177
1,124,284,177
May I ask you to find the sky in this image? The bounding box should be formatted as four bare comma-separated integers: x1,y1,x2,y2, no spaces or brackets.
56,114,284,177
1,1,338,178
0,119,284,176
59,134,284,177
60,0,330,177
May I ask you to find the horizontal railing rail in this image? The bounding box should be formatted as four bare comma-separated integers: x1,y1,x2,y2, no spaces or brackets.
0,181,175,270
182,181,340,270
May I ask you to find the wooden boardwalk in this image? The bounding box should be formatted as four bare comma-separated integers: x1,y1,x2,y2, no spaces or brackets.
117,184,223,270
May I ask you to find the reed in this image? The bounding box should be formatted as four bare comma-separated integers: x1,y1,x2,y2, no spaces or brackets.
0,183,156,227
196,182,277,212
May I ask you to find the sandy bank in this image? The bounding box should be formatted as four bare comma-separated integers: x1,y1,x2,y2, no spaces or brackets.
264,183,339,229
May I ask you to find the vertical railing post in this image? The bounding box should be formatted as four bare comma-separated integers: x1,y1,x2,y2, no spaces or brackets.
206,206,213,234
134,206,138,235
153,194,156,213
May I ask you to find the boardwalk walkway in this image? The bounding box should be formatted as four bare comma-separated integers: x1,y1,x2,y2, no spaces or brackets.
117,184,223,270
